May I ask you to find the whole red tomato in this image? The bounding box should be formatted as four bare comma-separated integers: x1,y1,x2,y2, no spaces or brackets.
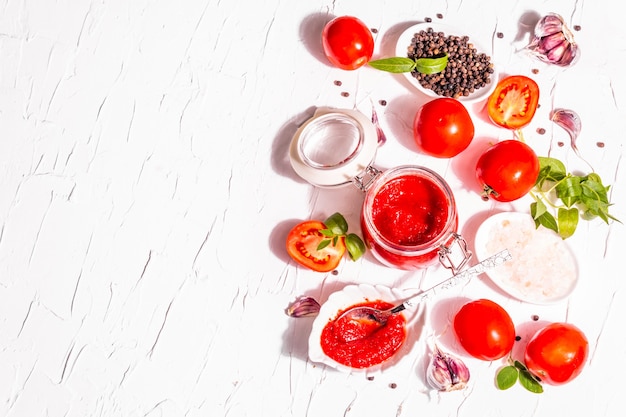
322,16,374,70
453,299,515,361
413,98,475,158
524,322,589,385
487,75,540,130
286,220,346,272
475,139,540,202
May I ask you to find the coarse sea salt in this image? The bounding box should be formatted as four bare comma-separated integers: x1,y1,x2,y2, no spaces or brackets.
478,212,578,304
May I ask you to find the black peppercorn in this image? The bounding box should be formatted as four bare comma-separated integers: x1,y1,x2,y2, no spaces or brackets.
406,28,494,98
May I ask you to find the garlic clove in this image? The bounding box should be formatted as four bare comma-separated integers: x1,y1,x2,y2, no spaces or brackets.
540,31,567,52
551,108,581,143
426,345,470,392
371,100,387,146
551,108,594,171
286,296,321,317
534,13,566,37
557,43,579,66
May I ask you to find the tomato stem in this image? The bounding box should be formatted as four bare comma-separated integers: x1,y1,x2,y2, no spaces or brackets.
481,184,499,201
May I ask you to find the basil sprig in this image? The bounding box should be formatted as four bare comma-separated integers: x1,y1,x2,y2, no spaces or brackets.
530,156,619,239
318,212,366,261
497,360,544,394
368,54,448,74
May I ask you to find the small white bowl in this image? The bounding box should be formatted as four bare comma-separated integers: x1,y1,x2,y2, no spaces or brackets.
395,22,498,103
308,283,426,374
474,212,579,304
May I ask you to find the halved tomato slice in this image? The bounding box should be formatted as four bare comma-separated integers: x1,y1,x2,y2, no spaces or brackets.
487,75,540,129
286,220,346,272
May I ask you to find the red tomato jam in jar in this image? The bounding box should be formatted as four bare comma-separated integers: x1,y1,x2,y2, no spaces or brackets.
320,300,407,368
361,165,458,270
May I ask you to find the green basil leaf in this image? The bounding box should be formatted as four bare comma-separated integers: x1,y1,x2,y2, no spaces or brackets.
538,156,567,181
555,176,582,207
531,203,559,233
317,239,331,251
581,177,609,203
519,369,544,394
345,233,367,261
557,207,579,239
531,199,547,220
579,193,610,218
319,229,334,238
534,165,551,188
496,366,519,390
514,360,529,371
414,54,448,74
368,57,417,73
324,212,349,235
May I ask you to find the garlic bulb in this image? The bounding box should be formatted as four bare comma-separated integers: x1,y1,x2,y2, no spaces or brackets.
526,13,579,67
426,345,470,391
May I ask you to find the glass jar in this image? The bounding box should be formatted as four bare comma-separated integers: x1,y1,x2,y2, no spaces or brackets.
289,107,471,272
361,165,468,270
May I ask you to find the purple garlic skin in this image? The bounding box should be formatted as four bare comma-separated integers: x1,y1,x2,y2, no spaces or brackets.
526,13,579,67
286,296,321,318
426,345,470,391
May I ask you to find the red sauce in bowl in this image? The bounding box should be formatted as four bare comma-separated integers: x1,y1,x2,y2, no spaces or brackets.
320,300,407,368
361,166,458,270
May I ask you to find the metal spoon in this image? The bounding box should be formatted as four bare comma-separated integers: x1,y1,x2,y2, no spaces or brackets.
335,249,512,342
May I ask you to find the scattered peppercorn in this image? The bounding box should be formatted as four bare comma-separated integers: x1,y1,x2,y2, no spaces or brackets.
379,99,387,106
389,382,397,389
532,68,539,74
436,13,444,19
425,17,432,23
497,32,504,39
406,28,495,98
573,25,581,31
371,28,378,34
597,141,605,148
536,127,546,135
341,92,350,97
532,315,539,321
367,376,375,381
515,335,522,341
334,80,342,86
332,270,339,275
558,141,564,147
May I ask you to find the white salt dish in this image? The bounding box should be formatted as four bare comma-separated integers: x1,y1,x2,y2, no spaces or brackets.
308,283,426,374
395,22,498,104
474,211,578,304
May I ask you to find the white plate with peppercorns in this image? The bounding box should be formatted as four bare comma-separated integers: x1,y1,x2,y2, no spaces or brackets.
395,22,498,103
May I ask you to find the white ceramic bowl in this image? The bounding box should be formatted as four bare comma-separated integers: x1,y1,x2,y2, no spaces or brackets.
308,283,426,374
395,22,498,103
474,211,579,304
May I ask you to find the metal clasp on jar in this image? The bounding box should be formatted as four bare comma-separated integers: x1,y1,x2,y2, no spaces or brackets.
438,233,472,274
352,165,382,192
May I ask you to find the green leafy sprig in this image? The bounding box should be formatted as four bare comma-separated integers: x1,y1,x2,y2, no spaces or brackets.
318,212,366,261
530,156,619,239
368,54,448,74
497,359,544,394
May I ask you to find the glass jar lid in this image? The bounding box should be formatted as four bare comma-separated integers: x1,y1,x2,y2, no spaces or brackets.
289,107,378,187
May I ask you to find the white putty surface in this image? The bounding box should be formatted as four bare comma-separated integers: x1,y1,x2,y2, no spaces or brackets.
1,1,624,416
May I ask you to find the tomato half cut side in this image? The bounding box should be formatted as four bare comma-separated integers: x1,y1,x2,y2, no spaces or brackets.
487,75,540,130
286,220,346,272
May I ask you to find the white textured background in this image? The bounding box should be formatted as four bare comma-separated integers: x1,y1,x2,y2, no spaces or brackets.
1,1,624,416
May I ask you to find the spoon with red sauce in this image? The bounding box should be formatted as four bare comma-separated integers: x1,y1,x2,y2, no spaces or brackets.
335,249,512,343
